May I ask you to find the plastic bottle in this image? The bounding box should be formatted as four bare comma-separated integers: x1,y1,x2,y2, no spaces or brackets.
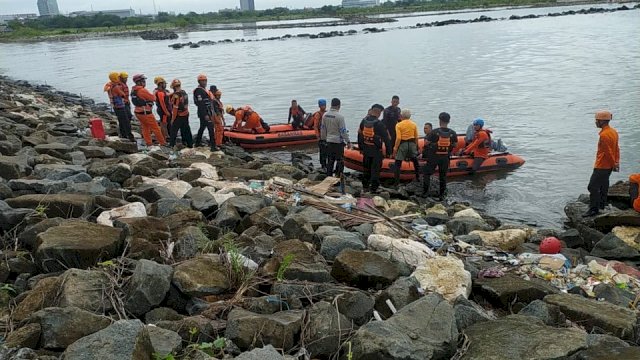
533,267,554,281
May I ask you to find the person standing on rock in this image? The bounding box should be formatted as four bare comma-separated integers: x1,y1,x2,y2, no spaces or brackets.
106,72,134,141
312,99,328,171
119,72,134,127
358,104,391,193
169,79,194,148
383,95,401,147
321,98,351,177
423,112,458,200
583,110,619,217
153,77,172,142
210,85,225,148
131,74,166,147
193,74,217,151
392,108,421,186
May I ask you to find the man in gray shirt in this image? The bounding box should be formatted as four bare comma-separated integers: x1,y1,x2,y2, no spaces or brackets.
320,98,351,176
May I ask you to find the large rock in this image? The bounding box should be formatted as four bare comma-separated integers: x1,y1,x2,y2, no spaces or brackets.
33,164,85,180
518,299,565,326
87,161,132,183
611,226,640,250
0,199,34,231
57,269,113,313
155,315,219,343
473,274,559,309
544,293,637,340
6,193,94,218
238,205,285,233
27,306,112,349
375,276,421,319
13,276,61,321
335,290,375,326
367,234,435,268
446,217,492,236
147,326,182,357
97,202,147,227
63,319,154,360
270,239,332,282
34,142,72,157
132,184,177,203
226,309,304,351
35,220,124,272
320,231,365,261
224,194,268,215
331,250,400,289
172,255,230,297
594,209,640,230
287,206,340,229
462,315,587,359
470,229,529,251
8,178,68,193
282,214,315,243
0,155,30,179
214,201,242,229
76,145,116,158
149,198,192,217
115,216,170,261
349,294,458,360
184,186,218,216
220,167,267,180
453,297,491,331
411,256,472,301
234,345,284,360
125,260,173,317
3,323,41,349
305,301,351,358
590,232,640,260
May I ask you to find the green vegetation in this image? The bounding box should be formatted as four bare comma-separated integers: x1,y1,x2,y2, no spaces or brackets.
1,0,563,40
276,254,295,281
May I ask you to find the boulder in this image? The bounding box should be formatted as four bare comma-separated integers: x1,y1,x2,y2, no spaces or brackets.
155,315,220,342
226,309,304,351
336,290,375,326
63,320,154,360
76,145,116,158
147,326,182,357
13,276,61,321
518,299,566,326
145,307,184,324
172,255,230,297
149,198,192,217
16,217,64,250
28,306,112,349
462,315,587,359
594,209,640,230
173,225,207,260
261,163,306,180
282,214,315,243
349,294,458,360
32,164,85,180
6,193,94,218
473,274,559,309
0,182,12,199
469,229,528,251
320,232,365,261
96,202,147,227
57,269,113,313
593,283,636,308
367,234,435,268
411,256,472,301
225,194,268,215
221,167,267,180
375,276,421,319
559,228,585,249
125,260,173,317
132,184,177,203
106,139,139,154
87,161,132,183
544,293,637,340
590,232,640,260
270,239,332,282
34,143,72,157
3,323,41,349
184,186,218,216
611,226,640,250
8,178,68,193
331,250,400,289
235,345,284,360
0,155,31,179
446,217,492,236
214,201,242,229
453,297,491,331
35,221,124,272
238,205,285,233
305,301,351,358
423,204,450,225
0,200,34,231
287,206,340,229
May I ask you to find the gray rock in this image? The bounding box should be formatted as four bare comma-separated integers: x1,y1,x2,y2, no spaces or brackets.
320,232,365,261
225,194,268,215
3,322,41,349
349,294,458,360
28,306,112,349
34,143,72,157
272,239,332,282
593,283,636,308
594,209,640,230
282,214,315,243
455,234,483,245
32,164,85,180
352,223,374,238
57,269,113,314
462,315,587,360
234,345,284,360
331,250,400,289
446,217,493,236
64,179,107,196
454,297,490,331
63,319,154,360
125,260,173,317
220,167,267,180
375,276,421,319
0,155,31,180
336,290,375,326
226,309,304,351
76,145,116,158
544,293,637,340
6,193,94,218
132,184,178,203
172,255,230,297
0,182,12,199
106,140,139,154
473,274,559,309
147,325,182,357
150,198,192,217
63,171,93,183
287,206,340,229
305,301,351,358
0,199,34,231
184,187,218,216
590,232,640,260
559,228,585,249
8,178,68,193
87,161,132,183
35,220,124,272
145,307,184,324
518,299,566,326
173,225,207,260
214,201,243,229
570,346,640,360
576,224,605,250
155,315,218,342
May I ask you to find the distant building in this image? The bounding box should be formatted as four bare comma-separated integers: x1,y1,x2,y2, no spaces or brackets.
69,9,136,19
239,0,256,11
342,0,380,8
37,0,60,17
0,13,38,24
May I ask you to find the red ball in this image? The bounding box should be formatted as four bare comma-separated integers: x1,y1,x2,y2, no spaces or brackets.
540,237,562,254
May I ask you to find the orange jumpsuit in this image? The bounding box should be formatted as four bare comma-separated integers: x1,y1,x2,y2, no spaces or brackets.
594,125,620,170
212,97,225,146
154,88,172,140
232,110,265,133
630,174,640,212
464,129,491,159
132,85,166,146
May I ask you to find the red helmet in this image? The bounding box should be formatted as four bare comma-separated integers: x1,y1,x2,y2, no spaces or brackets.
197,74,207,82
540,237,562,254
132,74,146,83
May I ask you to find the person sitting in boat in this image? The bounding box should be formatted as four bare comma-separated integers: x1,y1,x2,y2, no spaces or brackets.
288,99,307,130
465,120,507,152
226,105,270,133
461,118,491,174
630,174,640,213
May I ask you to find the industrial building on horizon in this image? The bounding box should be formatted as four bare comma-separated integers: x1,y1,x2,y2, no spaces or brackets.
240,0,256,11
69,9,136,18
37,0,60,17
342,0,381,8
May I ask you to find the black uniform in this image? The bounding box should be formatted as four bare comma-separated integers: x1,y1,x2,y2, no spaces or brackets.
382,106,401,147
358,115,392,192
423,127,458,197
288,104,306,130
193,86,215,148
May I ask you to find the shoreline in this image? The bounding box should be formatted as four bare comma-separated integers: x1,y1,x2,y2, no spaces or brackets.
0,0,630,43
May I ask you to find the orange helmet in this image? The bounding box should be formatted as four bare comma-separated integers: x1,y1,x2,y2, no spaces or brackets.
197,74,207,82
154,76,166,85
595,110,612,121
170,79,182,89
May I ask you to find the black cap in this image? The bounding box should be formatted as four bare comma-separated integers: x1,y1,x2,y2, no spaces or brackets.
209,85,218,92
371,104,384,111
439,112,451,123
331,98,341,107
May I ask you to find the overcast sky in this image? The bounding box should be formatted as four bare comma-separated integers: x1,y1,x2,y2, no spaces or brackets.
0,0,345,15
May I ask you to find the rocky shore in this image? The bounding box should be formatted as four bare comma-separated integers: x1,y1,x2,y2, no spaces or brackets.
0,75,639,359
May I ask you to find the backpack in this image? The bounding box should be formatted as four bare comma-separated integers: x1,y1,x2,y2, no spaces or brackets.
130,88,148,107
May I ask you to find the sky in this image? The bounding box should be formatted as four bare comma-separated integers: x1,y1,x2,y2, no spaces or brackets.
0,0,345,15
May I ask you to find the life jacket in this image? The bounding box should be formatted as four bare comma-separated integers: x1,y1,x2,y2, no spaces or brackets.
131,86,152,111
212,97,224,116
291,106,300,117
477,129,492,149
108,82,125,109
434,128,455,155
154,88,172,117
172,90,189,117
360,119,380,147
121,82,130,105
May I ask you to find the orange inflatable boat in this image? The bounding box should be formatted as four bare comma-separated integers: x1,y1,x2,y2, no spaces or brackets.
344,137,525,180
224,124,317,149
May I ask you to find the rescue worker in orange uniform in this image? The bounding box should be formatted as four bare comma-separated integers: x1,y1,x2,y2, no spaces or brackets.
193,74,217,151
423,112,458,200
169,79,194,148
119,72,134,126
131,74,166,146
288,99,306,130
105,72,134,141
462,118,491,174
583,110,620,217
210,85,225,147
227,105,270,133
153,76,172,141
630,174,640,213
358,104,392,193
311,99,328,169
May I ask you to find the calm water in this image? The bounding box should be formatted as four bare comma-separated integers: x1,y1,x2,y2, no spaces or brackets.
1,4,638,227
